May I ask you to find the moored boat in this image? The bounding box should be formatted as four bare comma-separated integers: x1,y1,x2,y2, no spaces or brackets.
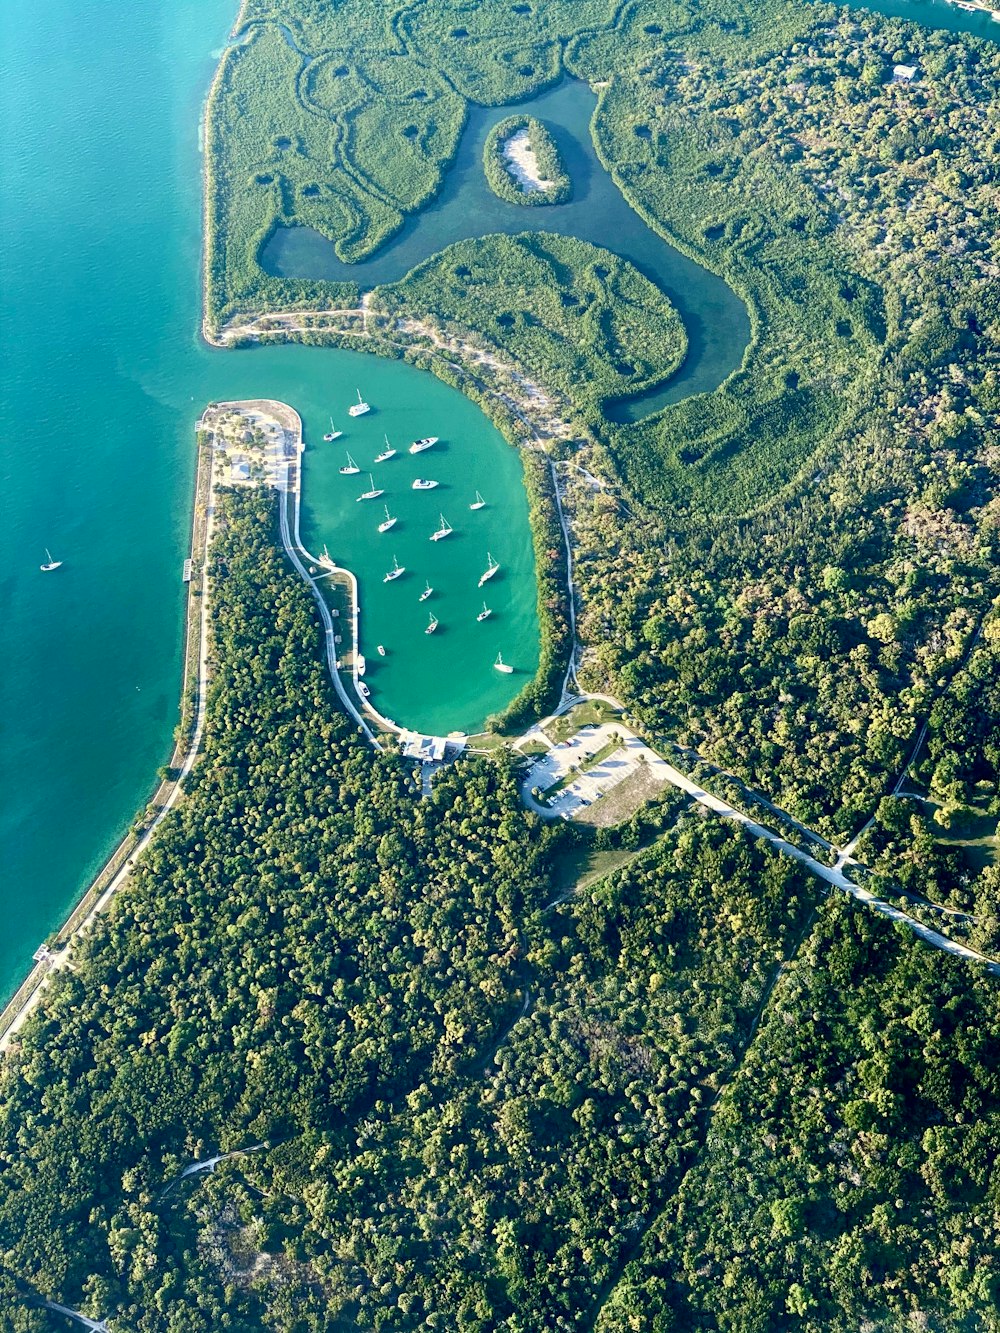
357,473,384,501
476,601,492,622
430,513,453,542
494,651,513,673
377,644,386,656
412,478,438,490
323,416,343,441
374,435,396,463
470,491,486,510
383,555,405,582
357,655,367,677
409,435,438,454
478,551,500,587
358,681,371,698
418,581,433,602
348,388,370,417
40,548,62,573
339,451,360,475
425,612,439,634
377,504,397,533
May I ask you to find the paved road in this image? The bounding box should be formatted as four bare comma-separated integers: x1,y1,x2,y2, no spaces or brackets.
636,746,1000,975
42,1300,109,1331
523,698,1000,976
273,430,378,748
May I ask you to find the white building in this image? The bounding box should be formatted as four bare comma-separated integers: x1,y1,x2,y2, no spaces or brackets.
399,731,447,762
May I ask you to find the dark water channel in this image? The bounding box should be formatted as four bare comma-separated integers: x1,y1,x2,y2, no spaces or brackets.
262,78,752,423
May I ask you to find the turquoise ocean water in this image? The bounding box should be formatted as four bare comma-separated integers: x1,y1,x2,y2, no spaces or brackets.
0,0,991,1004
0,0,540,1002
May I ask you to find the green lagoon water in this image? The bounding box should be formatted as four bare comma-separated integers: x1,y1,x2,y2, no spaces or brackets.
0,0,994,1006
0,0,539,1003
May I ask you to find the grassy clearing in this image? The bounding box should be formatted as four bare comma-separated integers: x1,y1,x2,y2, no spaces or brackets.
573,762,672,827
543,697,622,744
548,841,647,898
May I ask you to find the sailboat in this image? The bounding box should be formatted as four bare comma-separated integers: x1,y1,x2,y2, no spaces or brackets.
494,651,513,674
377,504,397,533
418,581,433,602
40,548,62,573
409,435,438,454
425,611,439,634
374,435,396,463
357,473,384,501
469,491,486,510
476,601,492,622
339,451,360,475
478,552,500,587
383,555,405,583
348,388,370,418
323,417,343,441
429,513,453,542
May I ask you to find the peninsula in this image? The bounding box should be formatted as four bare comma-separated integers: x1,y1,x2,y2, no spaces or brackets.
4,0,1000,1330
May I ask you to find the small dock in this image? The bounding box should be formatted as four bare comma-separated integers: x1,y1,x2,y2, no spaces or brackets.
182,558,193,583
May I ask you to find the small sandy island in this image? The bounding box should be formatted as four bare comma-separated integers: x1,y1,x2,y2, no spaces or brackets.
502,128,554,192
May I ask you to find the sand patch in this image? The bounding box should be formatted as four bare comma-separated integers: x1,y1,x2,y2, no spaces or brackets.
502,127,553,192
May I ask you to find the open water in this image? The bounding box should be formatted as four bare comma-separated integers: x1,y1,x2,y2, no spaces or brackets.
0,0,992,1006
0,0,539,1002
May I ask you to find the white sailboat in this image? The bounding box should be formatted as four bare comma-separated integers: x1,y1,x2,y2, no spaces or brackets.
470,491,486,510
40,548,62,573
374,435,396,463
348,388,370,417
412,478,438,490
429,513,453,542
339,451,360,475
357,473,384,501
377,504,397,533
418,581,433,602
383,555,405,582
476,601,492,622
425,611,439,634
409,435,438,454
478,551,500,587
494,651,513,674
323,417,343,441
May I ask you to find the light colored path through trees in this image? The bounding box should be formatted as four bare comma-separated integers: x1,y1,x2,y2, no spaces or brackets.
40,1300,109,1331
525,697,1000,977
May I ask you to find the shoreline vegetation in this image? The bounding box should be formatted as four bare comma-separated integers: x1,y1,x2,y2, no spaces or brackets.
0,423,215,1042
209,299,591,731
10,0,1000,1326
483,115,572,205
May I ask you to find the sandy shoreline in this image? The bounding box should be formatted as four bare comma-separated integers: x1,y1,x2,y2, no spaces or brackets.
502,128,553,192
